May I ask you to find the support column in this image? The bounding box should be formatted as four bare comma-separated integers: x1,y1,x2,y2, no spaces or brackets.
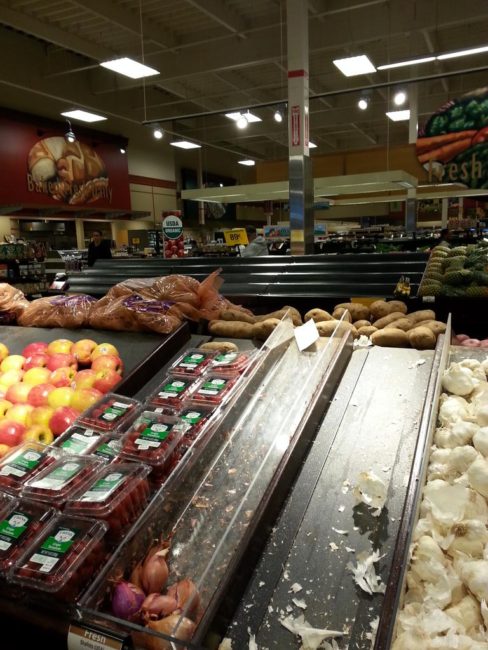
75,220,85,249
441,198,448,228
287,0,314,255
405,86,418,232
197,149,205,226
405,188,417,232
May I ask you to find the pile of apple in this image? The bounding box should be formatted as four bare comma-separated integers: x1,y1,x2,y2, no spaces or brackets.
0,338,124,456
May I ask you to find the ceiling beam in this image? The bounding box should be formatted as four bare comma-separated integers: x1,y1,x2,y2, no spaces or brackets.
184,0,248,37
422,28,449,94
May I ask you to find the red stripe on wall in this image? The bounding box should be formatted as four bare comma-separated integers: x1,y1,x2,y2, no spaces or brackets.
287,69,308,78
129,174,177,190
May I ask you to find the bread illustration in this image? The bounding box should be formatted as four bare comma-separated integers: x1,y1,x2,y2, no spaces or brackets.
27,137,108,204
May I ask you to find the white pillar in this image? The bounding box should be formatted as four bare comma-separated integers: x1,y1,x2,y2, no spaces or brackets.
408,85,418,145
75,220,85,249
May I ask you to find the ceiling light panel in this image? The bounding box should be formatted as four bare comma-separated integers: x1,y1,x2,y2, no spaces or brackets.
437,45,488,60
100,57,159,79
225,112,262,123
333,55,376,77
309,142,318,148
386,110,411,121
377,56,435,70
238,160,255,166
61,110,106,122
170,141,201,149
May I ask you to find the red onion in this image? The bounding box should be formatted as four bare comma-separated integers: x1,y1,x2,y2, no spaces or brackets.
457,334,470,342
461,338,481,348
166,579,200,619
141,593,178,621
480,339,488,348
112,581,145,620
141,550,169,594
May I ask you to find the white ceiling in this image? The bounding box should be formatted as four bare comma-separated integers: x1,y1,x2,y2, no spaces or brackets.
1,0,488,162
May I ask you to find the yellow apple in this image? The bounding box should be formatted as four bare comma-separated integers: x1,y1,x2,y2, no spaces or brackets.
0,343,9,363
0,355,25,372
0,399,13,418
0,369,24,388
6,404,34,426
91,343,119,361
23,367,51,386
48,386,74,409
27,406,54,429
23,425,54,446
0,443,10,458
47,339,73,355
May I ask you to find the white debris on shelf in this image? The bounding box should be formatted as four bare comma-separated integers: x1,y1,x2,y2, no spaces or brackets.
292,597,307,609
268,605,273,614
353,471,387,516
354,335,372,348
258,581,265,588
345,547,355,553
329,542,339,551
218,638,233,650
290,583,303,593
331,527,348,535
341,480,351,494
283,570,290,580
347,550,386,595
366,616,379,649
382,466,391,472
322,641,341,650
286,605,293,613
279,614,345,650
338,505,345,512
248,629,258,650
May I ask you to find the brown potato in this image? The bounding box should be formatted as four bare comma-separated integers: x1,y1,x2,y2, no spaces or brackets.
316,320,358,338
220,309,256,324
208,320,255,339
199,341,239,353
369,300,391,320
253,318,281,340
332,308,353,323
385,317,414,332
387,300,408,315
417,320,447,336
407,326,437,350
334,302,370,321
254,307,302,326
373,312,408,329
304,308,334,323
353,319,372,329
371,328,409,347
408,310,436,323
357,325,378,337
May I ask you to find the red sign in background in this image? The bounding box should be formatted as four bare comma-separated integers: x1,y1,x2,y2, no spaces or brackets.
0,112,131,210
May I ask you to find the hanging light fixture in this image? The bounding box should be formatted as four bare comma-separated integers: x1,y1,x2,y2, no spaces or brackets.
64,120,76,143
274,108,284,123
358,97,369,110
236,113,248,129
153,127,164,140
393,90,407,106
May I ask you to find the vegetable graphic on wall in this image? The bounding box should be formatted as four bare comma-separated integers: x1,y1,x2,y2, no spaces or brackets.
27,137,110,204
417,88,488,189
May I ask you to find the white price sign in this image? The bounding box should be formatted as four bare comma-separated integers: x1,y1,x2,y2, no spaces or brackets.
68,623,127,650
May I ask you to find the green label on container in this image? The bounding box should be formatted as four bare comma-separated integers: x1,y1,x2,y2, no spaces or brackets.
61,428,98,454
158,378,189,398
99,401,131,423
31,462,81,491
214,352,238,365
0,511,31,552
181,410,204,425
80,472,125,503
198,378,227,396
29,527,79,573
178,353,205,369
94,440,118,460
135,421,172,449
0,450,45,479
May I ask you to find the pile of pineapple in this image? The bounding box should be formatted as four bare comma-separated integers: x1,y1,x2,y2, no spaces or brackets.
419,242,488,298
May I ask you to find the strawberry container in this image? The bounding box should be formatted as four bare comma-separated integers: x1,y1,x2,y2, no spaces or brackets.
189,372,239,407
119,412,183,484
64,463,151,542
170,348,215,377
91,435,123,464
9,514,108,600
0,499,57,573
210,349,255,374
145,374,197,410
77,394,140,433
176,403,216,443
0,443,61,496
52,425,105,456
21,456,104,509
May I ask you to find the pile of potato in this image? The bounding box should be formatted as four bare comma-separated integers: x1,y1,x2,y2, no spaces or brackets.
208,301,447,350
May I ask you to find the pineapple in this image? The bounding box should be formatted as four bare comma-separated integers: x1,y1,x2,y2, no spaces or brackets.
465,285,488,298
444,269,473,286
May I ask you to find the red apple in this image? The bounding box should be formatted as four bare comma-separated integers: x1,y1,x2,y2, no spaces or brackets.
6,404,34,426
48,387,74,409
47,339,73,356
0,420,25,446
0,355,25,372
6,382,32,404
28,383,55,407
73,369,97,389
91,343,119,361
71,339,97,365
0,343,9,363
49,407,79,436
22,342,48,357
46,353,77,372
71,388,103,412
23,425,54,446
50,367,76,388
24,353,48,370
23,367,51,386
91,355,124,374
0,399,13,417
27,406,54,429
93,369,122,394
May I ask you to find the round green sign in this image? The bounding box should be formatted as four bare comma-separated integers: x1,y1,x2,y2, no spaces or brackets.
162,215,183,240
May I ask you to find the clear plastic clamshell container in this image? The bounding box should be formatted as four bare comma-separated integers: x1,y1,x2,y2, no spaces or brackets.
9,514,108,599
77,393,140,432
145,374,197,410
21,455,104,509
170,348,216,377
64,463,151,541
91,435,123,464
120,412,183,484
0,499,57,573
52,425,105,456
210,349,256,374
0,442,61,496
176,403,216,443
189,372,239,407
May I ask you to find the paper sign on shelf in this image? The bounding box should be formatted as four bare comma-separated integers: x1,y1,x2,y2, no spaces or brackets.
223,228,248,247
67,622,129,650
294,318,319,352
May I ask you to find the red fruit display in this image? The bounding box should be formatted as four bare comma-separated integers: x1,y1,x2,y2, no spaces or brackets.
147,375,196,410
71,339,97,365
23,353,48,370
176,404,216,442
28,383,55,407
46,353,77,372
188,373,238,406
53,425,104,456
0,420,25,447
93,369,122,394
6,382,32,405
91,355,124,374
50,367,77,388
170,349,216,377
22,342,48,358
0,442,58,495
210,350,255,374
78,394,140,432
49,406,79,436
73,369,97,389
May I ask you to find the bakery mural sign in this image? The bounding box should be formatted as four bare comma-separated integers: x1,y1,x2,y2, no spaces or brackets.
417,88,488,190
0,112,130,210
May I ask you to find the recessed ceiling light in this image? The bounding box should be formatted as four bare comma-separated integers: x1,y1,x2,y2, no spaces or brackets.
169,141,201,149
309,141,318,148
225,111,262,123
437,45,488,60
274,109,283,123
61,109,106,123
333,55,376,77
120,147,126,154
236,114,248,129
100,57,159,79
358,98,369,110
153,128,163,140
393,90,407,106
386,110,411,121
377,56,435,70
238,159,255,166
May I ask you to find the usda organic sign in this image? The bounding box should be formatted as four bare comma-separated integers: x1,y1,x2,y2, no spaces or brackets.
162,215,183,240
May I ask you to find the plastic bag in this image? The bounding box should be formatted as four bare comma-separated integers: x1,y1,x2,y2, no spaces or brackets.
88,294,182,334
17,294,97,328
0,283,29,324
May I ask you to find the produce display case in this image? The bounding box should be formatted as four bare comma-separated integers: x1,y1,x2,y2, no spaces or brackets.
77,317,353,648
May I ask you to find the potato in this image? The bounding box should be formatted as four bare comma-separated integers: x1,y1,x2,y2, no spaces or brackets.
199,341,238,353
407,326,437,350
353,319,371,329
371,328,409,347
417,320,447,337
208,320,255,339
255,307,302,326
408,310,436,324
385,317,414,332
334,302,370,321
220,309,256,324
373,312,408,329
332,307,352,323
369,300,391,319
316,320,358,339
387,300,408,315
253,318,281,340
304,308,333,323
357,325,378,337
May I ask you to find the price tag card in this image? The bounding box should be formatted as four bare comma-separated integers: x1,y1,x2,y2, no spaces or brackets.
68,623,129,650
294,318,320,351
223,229,248,247
422,296,436,303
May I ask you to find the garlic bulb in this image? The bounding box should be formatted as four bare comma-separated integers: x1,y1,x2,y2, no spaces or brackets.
422,481,470,526
435,422,479,448
476,404,488,427
439,395,470,425
447,519,488,558
443,364,479,396
467,456,488,498
464,488,488,521
410,536,448,583
473,427,488,456
481,358,488,376
445,594,482,631
458,559,488,602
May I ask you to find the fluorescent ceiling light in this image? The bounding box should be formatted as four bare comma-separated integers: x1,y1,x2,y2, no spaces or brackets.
358,98,369,110
61,109,106,123
438,45,488,60
153,128,163,140
100,57,159,79
309,141,318,148
225,111,262,123
393,90,407,106
169,141,201,149
377,56,435,70
333,55,376,77
386,110,410,121
238,159,255,166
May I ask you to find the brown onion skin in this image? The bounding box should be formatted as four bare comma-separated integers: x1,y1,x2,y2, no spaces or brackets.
141,593,178,621
166,579,200,619
141,614,196,650
130,562,144,591
141,550,169,594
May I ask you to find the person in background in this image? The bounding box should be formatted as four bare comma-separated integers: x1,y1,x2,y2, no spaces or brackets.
87,229,112,267
241,226,269,257
438,228,452,246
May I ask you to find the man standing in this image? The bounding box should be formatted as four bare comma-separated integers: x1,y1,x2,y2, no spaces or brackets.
241,227,268,257
87,230,112,267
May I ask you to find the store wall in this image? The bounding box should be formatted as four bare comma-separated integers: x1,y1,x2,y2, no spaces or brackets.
0,217,13,240
111,219,156,247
